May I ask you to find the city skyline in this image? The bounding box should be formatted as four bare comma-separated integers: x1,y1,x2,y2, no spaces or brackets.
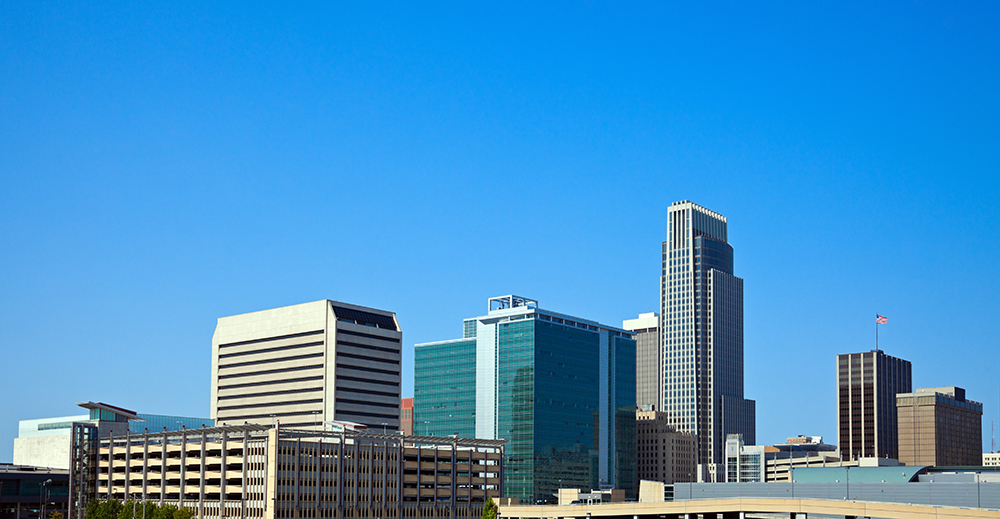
3,3,1000,464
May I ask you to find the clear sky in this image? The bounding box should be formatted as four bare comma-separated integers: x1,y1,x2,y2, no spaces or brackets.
2,2,999,462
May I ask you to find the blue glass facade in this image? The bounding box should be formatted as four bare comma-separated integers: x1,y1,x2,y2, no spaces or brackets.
414,297,636,503
134,414,212,433
497,317,636,502
413,338,477,438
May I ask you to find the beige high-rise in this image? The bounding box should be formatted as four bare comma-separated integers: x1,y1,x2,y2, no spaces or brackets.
623,312,659,411
211,299,402,430
897,386,982,467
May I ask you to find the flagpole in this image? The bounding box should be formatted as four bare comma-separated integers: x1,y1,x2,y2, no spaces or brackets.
875,313,879,352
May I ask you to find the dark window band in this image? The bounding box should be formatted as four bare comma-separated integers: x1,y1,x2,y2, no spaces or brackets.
217,399,323,412
336,351,400,366
219,330,324,349
218,410,320,422
335,386,399,399
335,411,400,421
336,339,399,355
217,387,323,401
218,375,323,391
335,375,399,388
219,352,324,370
336,328,401,344
336,364,399,377
336,398,399,409
218,364,323,380
219,341,323,359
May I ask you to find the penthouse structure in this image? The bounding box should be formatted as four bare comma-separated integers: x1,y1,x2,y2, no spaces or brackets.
211,300,402,431
68,424,503,519
415,295,636,503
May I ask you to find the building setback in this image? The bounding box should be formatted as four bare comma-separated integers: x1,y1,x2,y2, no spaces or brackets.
623,313,659,411
211,300,402,431
897,386,983,467
660,201,755,478
836,349,911,461
68,424,503,519
414,295,636,503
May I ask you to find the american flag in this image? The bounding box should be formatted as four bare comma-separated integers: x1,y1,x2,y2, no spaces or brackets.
876,314,888,324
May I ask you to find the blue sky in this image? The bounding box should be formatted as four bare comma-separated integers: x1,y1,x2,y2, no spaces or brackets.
2,2,999,462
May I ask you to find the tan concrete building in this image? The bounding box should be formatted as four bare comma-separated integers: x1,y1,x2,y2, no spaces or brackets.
897,386,983,467
622,313,659,411
71,424,503,519
636,411,695,484
211,300,402,431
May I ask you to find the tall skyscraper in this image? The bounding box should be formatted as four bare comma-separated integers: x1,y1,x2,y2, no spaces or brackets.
897,386,982,466
660,200,755,478
415,295,636,503
836,349,912,460
624,312,660,411
211,299,402,430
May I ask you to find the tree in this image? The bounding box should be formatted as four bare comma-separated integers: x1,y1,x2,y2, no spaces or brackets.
151,504,177,519
481,497,498,519
172,507,194,519
50,511,64,519
85,499,103,519
116,500,134,519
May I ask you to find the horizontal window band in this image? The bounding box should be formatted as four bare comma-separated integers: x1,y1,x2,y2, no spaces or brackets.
336,328,400,344
335,386,399,399
217,364,323,380
336,364,399,377
217,387,323,401
336,351,400,366
218,341,324,360
217,399,323,412
335,411,400,421
336,398,399,409
336,339,399,355
219,330,323,349
334,375,399,388
217,375,324,391
217,410,320,422
219,352,324,370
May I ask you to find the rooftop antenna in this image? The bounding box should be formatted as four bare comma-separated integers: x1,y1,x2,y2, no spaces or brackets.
992,421,995,453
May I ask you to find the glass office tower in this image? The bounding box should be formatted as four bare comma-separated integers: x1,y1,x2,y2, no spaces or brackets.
414,295,636,503
414,338,477,438
661,201,755,479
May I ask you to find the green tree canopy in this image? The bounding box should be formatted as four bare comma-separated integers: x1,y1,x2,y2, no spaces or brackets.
481,497,498,519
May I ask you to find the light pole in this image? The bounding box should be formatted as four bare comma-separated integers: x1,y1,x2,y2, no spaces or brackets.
381,423,387,434
40,479,52,519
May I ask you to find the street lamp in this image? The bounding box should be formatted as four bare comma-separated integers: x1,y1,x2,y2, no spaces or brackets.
381,423,387,434
40,479,52,519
